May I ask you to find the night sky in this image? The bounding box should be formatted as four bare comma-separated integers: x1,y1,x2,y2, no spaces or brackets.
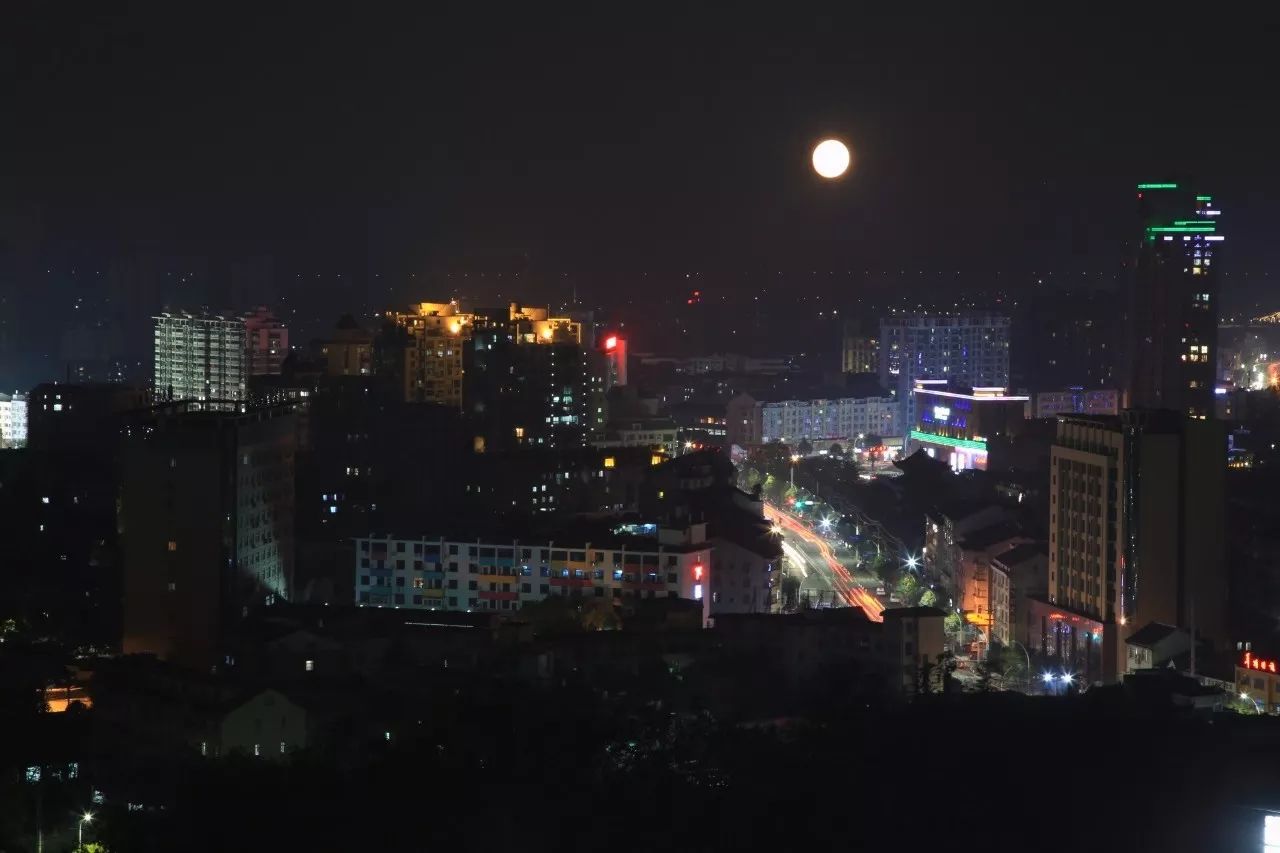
4,8,1280,384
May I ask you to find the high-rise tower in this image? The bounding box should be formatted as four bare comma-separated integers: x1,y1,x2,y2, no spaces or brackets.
153,310,247,408
1126,182,1222,418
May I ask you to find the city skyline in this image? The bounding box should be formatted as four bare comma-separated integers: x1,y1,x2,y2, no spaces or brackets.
7,11,1280,851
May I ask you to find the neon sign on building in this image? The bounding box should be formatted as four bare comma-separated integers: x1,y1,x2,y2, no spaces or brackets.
1243,651,1278,673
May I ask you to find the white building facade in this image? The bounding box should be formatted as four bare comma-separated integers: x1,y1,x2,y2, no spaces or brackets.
154,311,247,407
758,396,900,445
354,527,712,624
0,392,27,448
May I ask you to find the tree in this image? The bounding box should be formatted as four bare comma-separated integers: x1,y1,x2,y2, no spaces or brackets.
796,438,813,456
828,442,843,457
896,572,920,604
918,589,938,607
780,575,801,609
988,640,1027,685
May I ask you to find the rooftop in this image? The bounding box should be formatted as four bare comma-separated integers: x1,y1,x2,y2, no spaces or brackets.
881,606,947,619
1124,622,1183,650
991,542,1047,568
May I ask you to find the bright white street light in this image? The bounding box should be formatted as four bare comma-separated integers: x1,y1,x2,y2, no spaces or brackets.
812,139,851,179
1041,672,1054,684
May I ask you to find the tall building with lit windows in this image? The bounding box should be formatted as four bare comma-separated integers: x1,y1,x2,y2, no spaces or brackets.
1046,410,1225,683
841,324,878,374
389,302,587,421
153,311,247,408
389,301,475,408
879,313,1010,430
1126,181,1222,418
464,303,590,452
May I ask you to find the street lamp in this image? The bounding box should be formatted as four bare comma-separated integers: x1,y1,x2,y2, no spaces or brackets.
1242,692,1264,714
79,812,93,851
903,553,919,571
789,454,801,488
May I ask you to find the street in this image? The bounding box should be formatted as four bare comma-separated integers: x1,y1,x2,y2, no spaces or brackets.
766,503,885,622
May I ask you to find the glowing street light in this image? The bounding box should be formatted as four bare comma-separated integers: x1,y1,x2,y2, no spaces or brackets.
79,812,94,850
769,523,783,537
789,453,801,488
903,553,920,571
1040,672,1054,685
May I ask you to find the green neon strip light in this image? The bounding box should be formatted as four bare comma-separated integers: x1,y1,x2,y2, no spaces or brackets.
1173,220,1213,225
1146,225,1216,233
909,429,987,452
1137,182,1178,190
1195,195,1212,201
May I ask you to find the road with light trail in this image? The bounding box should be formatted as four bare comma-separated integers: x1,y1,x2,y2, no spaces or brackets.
766,503,885,622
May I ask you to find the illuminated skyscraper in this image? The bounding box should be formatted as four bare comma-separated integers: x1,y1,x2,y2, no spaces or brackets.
879,313,1010,430
153,310,247,408
464,304,588,451
1125,181,1222,418
1047,410,1225,682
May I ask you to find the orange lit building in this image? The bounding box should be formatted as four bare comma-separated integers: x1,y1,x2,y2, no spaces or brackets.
1237,649,1280,714
389,301,475,408
958,558,1009,653
388,302,584,409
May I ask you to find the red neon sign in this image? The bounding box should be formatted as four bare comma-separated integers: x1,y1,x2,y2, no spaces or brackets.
1243,651,1278,673
693,564,703,581
604,335,618,351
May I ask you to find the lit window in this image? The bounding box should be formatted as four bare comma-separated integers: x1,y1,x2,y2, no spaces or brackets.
254,743,261,757
603,457,616,469
168,541,177,552
305,659,314,672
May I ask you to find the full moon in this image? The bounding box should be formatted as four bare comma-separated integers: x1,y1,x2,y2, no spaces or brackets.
812,139,851,179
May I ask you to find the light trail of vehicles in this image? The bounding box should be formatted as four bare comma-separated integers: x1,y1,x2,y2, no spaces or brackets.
766,503,885,622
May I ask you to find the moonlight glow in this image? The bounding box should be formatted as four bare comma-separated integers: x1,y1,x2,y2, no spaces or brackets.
812,139,850,179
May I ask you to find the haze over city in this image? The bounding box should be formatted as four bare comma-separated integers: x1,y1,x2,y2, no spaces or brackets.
5,8,1280,852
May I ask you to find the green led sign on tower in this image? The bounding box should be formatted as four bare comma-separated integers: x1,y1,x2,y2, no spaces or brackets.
1128,181,1222,419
